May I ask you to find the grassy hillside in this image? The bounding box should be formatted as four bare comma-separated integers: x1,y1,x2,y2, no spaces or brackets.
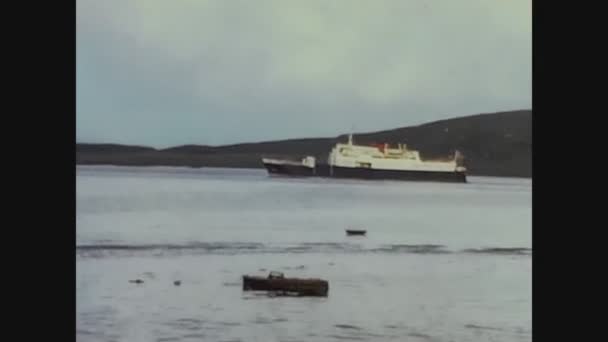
77,110,531,177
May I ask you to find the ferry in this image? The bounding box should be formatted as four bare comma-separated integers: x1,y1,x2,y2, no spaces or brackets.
262,135,467,183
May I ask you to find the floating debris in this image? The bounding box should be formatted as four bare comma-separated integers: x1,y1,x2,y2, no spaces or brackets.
173,280,181,286
129,279,144,284
242,271,329,297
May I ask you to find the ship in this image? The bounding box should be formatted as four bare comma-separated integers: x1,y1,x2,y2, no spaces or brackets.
262,134,467,183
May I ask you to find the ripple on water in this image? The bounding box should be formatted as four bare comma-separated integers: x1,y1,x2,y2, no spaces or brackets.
252,317,273,324
157,338,181,342
222,282,241,287
143,272,156,279
163,318,205,331
181,333,206,339
465,324,504,331
407,332,433,340
462,247,532,256
327,334,367,341
216,321,241,327
334,324,362,330
514,327,532,335
76,329,96,336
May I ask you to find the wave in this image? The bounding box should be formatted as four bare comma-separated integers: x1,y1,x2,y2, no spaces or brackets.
464,324,504,331
369,244,450,254
463,247,532,255
77,242,264,251
76,242,531,258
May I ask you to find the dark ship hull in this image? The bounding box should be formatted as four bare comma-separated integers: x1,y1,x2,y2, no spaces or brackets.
327,165,466,183
262,161,315,177
264,161,466,183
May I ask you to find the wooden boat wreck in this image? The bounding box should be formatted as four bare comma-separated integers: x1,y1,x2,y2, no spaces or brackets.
242,271,329,297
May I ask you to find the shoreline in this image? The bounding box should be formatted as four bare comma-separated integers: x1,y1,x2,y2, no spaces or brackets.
76,163,532,179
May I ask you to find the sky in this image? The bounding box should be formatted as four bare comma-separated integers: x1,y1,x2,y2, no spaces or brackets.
77,0,531,148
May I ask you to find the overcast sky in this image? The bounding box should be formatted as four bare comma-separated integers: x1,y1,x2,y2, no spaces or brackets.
77,0,531,148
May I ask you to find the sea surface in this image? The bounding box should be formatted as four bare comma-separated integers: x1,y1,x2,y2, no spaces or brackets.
76,165,532,342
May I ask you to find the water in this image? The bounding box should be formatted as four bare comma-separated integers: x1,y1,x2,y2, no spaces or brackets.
77,165,531,342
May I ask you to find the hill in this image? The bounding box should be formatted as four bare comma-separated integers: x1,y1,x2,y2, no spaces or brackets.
76,110,532,177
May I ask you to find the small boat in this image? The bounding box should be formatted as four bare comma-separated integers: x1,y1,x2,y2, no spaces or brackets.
242,271,329,297
346,229,366,236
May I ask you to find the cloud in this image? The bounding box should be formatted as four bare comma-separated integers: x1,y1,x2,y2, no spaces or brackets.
77,0,531,147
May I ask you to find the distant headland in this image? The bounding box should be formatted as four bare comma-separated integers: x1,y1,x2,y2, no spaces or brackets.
77,110,531,178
